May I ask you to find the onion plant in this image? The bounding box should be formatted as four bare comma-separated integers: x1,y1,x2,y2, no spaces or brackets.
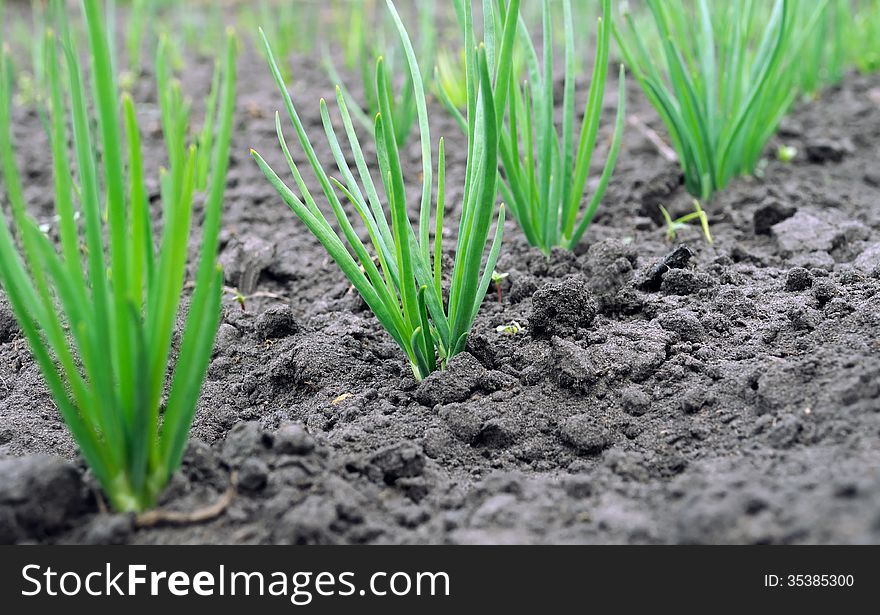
3,0,50,110
323,1,436,147
444,0,626,254
179,2,226,62
849,0,880,75
796,0,845,97
252,0,520,380
322,43,417,149
242,0,321,82
615,0,827,201
434,46,468,111
340,0,368,72
0,2,237,512
124,0,151,77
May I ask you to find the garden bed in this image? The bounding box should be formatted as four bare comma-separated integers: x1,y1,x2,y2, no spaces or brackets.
1,34,879,545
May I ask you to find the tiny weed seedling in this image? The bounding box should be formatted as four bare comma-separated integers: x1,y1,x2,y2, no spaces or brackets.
660,200,713,245
0,2,237,512
252,0,520,380
491,270,509,303
496,321,524,336
777,144,797,162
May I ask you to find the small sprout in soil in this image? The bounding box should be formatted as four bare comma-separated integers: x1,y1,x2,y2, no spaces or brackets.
252,0,520,381
0,6,237,512
496,321,524,336
777,144,798,162
491,269,509,303
229,287,247,311
332,393,353,406
659,200,713,245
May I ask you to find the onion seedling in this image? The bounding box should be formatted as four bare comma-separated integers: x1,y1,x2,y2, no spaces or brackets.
4,0,51,110
119,0,154,92
438,0,624,254
181,2,227,61
322,44,418,148
796,0,845,97
252,0,520,380
849,0,880,75
124,0,150,77
243,0,321,82
0,3,237,512
615,0,828,201
504,0,624,252
323,1,436,147
434,46,468,111
340,0,368,72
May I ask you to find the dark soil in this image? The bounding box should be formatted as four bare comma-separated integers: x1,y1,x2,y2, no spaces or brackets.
1,33,879,544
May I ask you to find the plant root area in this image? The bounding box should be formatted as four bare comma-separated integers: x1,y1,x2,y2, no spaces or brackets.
1,48,879,545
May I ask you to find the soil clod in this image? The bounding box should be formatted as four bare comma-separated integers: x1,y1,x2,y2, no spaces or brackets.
530,277,598,338
637,244,694,291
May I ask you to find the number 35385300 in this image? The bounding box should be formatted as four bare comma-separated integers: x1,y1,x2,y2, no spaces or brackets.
764,574,854,587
